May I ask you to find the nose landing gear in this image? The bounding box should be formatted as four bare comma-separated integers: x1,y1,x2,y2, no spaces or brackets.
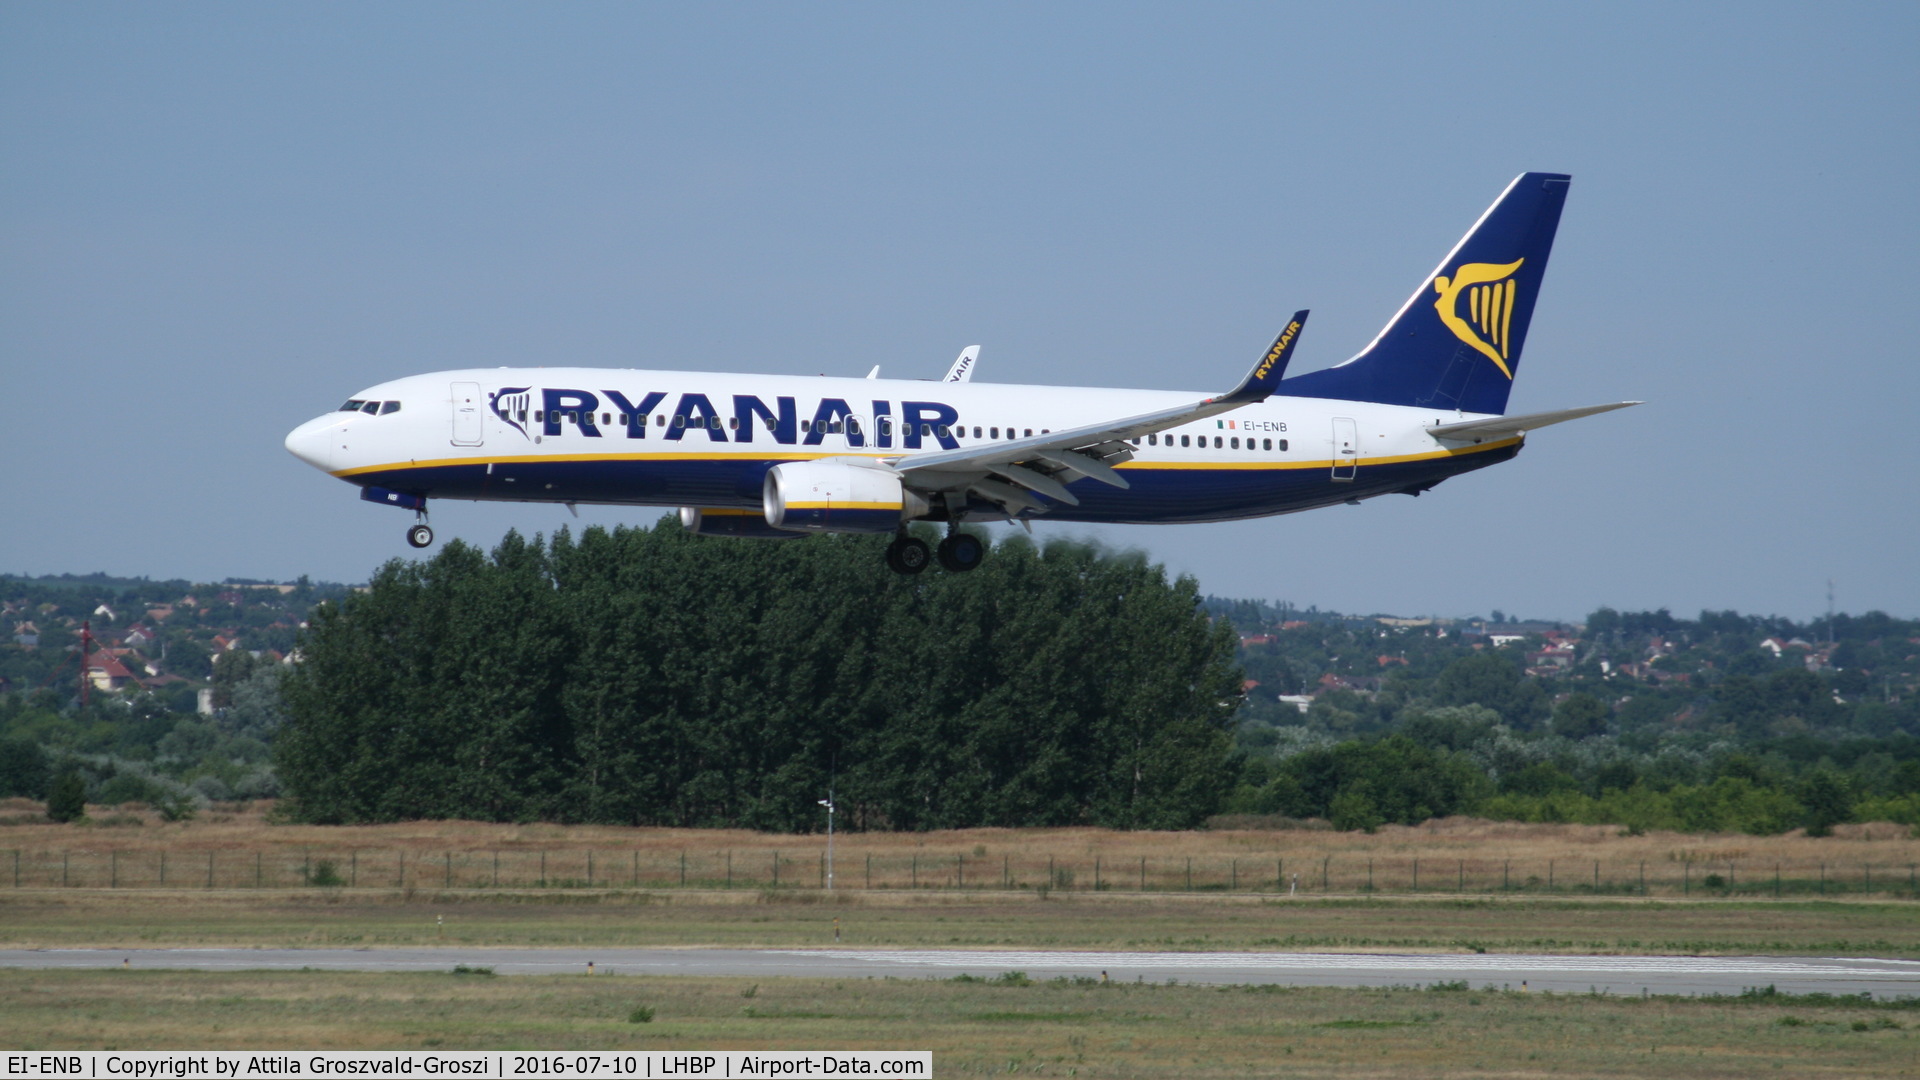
406,507,434,549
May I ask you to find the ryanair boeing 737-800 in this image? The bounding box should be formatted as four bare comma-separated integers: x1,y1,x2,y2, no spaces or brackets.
284,172,1638,574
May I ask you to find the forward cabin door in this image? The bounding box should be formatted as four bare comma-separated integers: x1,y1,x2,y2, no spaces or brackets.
451,382,484,446
1331,417,1357,481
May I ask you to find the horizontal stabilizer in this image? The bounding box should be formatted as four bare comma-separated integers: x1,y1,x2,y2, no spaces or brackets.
1427,401,1641,440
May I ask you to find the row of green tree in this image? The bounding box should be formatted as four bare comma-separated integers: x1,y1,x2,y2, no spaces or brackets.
273,522,1241,830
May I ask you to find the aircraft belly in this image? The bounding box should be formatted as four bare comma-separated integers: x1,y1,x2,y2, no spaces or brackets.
343,442,1516,523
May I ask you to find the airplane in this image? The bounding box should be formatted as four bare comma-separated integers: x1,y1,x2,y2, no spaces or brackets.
284,171,1638,575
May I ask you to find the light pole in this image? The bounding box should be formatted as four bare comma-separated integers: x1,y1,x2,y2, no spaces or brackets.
818,796,835,890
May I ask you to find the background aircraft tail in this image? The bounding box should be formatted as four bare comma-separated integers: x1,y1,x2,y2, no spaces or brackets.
1280,172,1570,416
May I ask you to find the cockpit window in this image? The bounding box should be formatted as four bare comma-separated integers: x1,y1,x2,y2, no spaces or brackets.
380,401,401,415
360,401,381,414
339,400,364,411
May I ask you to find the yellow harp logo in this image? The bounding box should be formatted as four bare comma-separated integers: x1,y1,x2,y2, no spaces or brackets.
1433,259,1523,379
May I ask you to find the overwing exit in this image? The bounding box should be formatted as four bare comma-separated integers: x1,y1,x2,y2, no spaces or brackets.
285,172,1638,574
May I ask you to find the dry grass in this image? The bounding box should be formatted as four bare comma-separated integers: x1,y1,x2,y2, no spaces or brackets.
3,888,1917,956
4,967,1916,1076
2,801,1915,898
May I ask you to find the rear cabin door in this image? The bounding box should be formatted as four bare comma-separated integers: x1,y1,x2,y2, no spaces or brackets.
1331,417,1357,481
451,382,484,446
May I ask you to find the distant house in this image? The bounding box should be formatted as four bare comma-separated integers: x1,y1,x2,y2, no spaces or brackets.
85,650,138,693
1376,655,1409,668
145,605,175,622
12,621,39,647
124,624,158,650
1239,634,1276,647
1277,694,1315,714
92,603,118,622
1489,633,1527,647
209,634,239,653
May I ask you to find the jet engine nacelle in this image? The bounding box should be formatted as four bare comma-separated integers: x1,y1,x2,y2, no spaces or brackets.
679,507,806,540
763,460,930,534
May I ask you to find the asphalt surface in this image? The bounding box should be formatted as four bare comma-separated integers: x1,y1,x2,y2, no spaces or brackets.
5,947,1918,997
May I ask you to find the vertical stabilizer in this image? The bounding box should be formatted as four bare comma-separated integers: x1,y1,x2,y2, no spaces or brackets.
1280,172,1570,415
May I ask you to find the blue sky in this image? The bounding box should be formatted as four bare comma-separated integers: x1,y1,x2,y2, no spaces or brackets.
3,2,1916,621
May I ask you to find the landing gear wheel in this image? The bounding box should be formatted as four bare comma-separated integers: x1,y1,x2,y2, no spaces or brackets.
406,524,434,549
936,532,985,572
885,536,931,575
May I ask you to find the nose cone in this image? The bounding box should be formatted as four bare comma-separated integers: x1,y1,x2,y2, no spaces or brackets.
284,416,339,472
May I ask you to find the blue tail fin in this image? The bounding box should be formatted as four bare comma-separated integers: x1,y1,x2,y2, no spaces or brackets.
1280,172,1570,416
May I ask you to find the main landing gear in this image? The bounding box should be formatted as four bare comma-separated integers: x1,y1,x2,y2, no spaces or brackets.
936,531,985,572
406,510,434,549
884,534,930,575
884,529,985,575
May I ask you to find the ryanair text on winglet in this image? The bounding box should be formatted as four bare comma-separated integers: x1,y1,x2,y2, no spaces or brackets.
1255,320,1302,382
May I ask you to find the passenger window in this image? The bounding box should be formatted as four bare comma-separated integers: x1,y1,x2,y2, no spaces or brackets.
655,415,665,426
601,413,610,425
1180,435,1190,447
1262,438,1271,451
973,426,982,439
1230,437,1240,449
1024,429,1032,438
729,416,739,430
535,410,544,422
830,421,842,434
936,425,949,438
1279,439,1289,451
990,427,999,439
1215,436,1224,448
923,424,935,437
1147,434,1157,446
801,419,811,432
380,401,401,415
673,415,685,428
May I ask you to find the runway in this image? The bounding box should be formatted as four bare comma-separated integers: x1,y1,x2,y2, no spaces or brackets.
5,947,1918,997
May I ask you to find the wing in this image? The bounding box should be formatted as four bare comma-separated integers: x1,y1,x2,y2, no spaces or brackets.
894,312,1307,515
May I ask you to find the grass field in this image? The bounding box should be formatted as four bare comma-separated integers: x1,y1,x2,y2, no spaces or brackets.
5,968,1917,1076
5,800,1917,898
4,888,1919,956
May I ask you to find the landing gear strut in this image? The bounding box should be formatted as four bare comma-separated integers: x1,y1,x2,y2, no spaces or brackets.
884,534,930,575
407,509,434,549
936,531,985,572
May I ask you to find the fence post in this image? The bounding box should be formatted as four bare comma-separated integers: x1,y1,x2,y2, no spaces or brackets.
444,852,451,889
1186,857,1192,891
587,850,593,887
64,850,69,888
13,849,18,888
256,851,262,889
867,854,872,890
675,851,682,888
305,852,311,887
491,851,496,888
111,850,117,888
539,851,545,886
1640,861,1646,895
773,851,779,888
1231,859,1238,891
725,851,732,890
1819,862,1825,895
1412,858,1418,894
820,853,826,888
957,853,963,889
1502,860,1509,891
910,855,916,889
400,850,406,889
1548,860,1554,891
1367,859,1373,893
1095,856,1101,891
1593,861,1599,891
353,851,358,888
1003,855,1009,889
207,851,213,889
1775,862,1780,898
160,850,166,886
1138,856,1145,892
1048,855,1054,889
1322,856,1329,891
1865,864,1871,893
1683,861,1689,896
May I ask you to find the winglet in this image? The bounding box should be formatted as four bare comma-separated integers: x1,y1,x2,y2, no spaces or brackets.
944,346,980,383
1213,311,1308,405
